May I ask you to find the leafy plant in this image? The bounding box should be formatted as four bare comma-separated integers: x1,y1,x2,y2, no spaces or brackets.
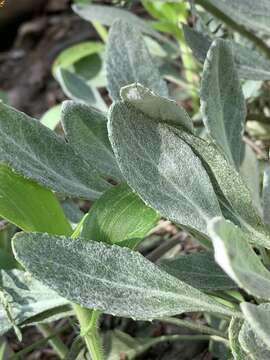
2,1,270,359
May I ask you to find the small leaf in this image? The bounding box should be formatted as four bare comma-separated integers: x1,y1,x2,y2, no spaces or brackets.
0,270,68,336
159,251,236,292
56,68,107,111
0,164,71,235
81,183,159,246
229,317,246,360
12,233,238,320
40,104,62,130
0,102,110,200
61,101,122,182
108,100,222,238
208,217,270,300
241,302,270,350
239,318,270,360
183,25,270,81
106,20,168,101
201,39,246,168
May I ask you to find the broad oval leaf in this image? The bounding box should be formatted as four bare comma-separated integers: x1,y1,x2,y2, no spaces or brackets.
0,102,110,200
159,251,236,292
208,217,270,299
61,101,122,182
0,164,71,235
201,39,246,168
12,233,238,320
241,302,270,350
0,269,68,336
108,101,222,238
106,20,168,101
183,25,270,81
81,183,159,247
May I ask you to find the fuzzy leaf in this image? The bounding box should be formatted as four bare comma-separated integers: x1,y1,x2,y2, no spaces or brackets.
208,217,270,299
263,163,270,228
159,251,236,291
241,303,270,350
81,183,159,246
201,39,246,168
229,318,246,360
108,101,222,238
61,101,122,182
106,20,168,101
0,164,71,235
56,68,107,111
0,102,110,200
183,25,270,81
12,233,237,320
0,270,68,336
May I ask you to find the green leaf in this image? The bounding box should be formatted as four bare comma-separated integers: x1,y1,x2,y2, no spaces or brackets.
229,317,246,360
208,217,270,300
72,4,177,51
108,100,222,239
81,183,159,246
0,269,68,336
0,164,71,235
183,25,270,81
40,104,62,130
201,39,246,168
12,233,238,320
0,102,110,200
52,41,104,76
106,20,168,101
239,318,270,360
202,0,270,33
263,162,270,229
159,251,236,291
0,249,18,271
241,303,270,350
61,101,122,182
56,68,107,111
120,83,193,132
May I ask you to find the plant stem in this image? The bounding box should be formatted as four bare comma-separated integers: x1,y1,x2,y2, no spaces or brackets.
194,0,270,60
161,317,227,338
37,324,68,359
147,233,187,262
73,305,104,360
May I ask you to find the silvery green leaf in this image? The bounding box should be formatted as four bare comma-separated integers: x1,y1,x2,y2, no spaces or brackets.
120,83,193,132
159,251,236,292
183,25,270,81
108,101,221,238
201,39,246,168
0,102,110,200
241,303,270,350
106,20,168,101
12,233,238,320
263,163,270,229
208,217,270,299
0,270,68,336
229,318,246,360
239,319,270,360
177,130,268,248
56,68,107,111
202,0,270,33
81,183,159,246
72,4,177,51
61,101,122,182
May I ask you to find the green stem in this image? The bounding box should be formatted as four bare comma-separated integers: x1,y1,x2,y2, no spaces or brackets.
73,305,104,360
195,0,270,60
92,21,108,43
161,317,227,338
37,324,68,359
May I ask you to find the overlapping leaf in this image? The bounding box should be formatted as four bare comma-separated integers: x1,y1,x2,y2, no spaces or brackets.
0,102,110,200
61,101,122,182
81,183,159,247
229,318,246,360
106,20,168,101
12,233,238,320
201,39,246,168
